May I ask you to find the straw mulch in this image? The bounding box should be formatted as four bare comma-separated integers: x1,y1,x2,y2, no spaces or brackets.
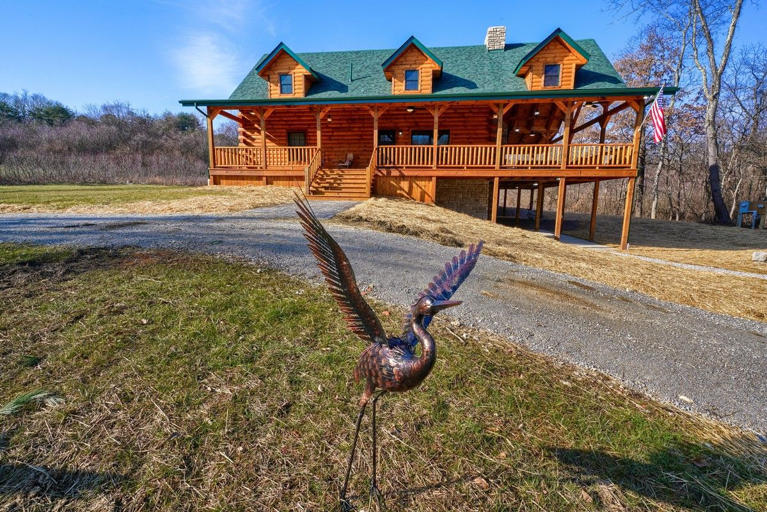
335,198,766,323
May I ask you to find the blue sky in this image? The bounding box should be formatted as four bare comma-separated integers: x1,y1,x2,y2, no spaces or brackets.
3,0,765,115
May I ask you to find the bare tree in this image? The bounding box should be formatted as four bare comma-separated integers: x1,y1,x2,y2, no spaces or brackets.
689,0,744,224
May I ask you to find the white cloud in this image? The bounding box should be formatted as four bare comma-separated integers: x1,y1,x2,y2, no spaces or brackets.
170,33,240,95
164,0,276,95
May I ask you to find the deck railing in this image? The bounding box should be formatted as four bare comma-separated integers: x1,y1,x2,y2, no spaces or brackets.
377,145,434,167
501,144,563,168
568,143,633,168
375,143,634,169
304,149,322,193
437,145,496,168
215,143,634,171
214,146,317,169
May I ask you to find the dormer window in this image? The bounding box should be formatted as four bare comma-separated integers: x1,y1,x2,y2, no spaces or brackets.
405,70,419,91
279,74,293,94
544,64,560,87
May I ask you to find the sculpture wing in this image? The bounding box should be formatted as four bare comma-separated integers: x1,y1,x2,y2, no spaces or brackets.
294,194,387,345
402,241,484,348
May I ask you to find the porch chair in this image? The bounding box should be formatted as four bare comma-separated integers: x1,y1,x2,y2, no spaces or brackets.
338,153,354,168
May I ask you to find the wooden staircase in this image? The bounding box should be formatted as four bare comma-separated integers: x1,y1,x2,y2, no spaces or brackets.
308,168,371,199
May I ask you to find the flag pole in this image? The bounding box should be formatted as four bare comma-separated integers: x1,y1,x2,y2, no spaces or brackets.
638,84,664,131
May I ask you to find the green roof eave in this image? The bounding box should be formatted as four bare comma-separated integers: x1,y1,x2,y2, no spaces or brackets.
255,42,319,80
381,35,443,70
180,86,677,108
513,28,590,75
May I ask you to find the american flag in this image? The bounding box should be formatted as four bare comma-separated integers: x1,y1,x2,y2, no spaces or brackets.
648,86,666,143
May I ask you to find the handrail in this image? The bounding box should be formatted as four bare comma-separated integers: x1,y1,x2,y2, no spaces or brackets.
304,148,322,194
568,143,633,167
365,150,377,197
501,144,562,168
437,145,495,168
377,145,433,167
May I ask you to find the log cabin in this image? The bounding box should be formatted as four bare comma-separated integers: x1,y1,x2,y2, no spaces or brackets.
180,26,676,249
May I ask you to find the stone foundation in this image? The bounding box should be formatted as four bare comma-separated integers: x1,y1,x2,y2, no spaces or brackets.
436,178,490,219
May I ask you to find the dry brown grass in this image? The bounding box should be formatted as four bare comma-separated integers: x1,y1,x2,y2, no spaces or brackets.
564,212,767,275
335,198,766,323
0,185,296,214
1,244,765,511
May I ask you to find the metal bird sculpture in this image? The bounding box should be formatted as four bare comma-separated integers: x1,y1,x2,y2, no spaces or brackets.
294,194,483,511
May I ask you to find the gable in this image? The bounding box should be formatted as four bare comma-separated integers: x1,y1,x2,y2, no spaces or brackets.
258,50,313,98
519,38,587,89
223,37,626,102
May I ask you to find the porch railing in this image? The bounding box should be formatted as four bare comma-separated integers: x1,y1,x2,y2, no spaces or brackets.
568,143,633,168
214,146,317,169
375,143,634,169
437,145,496,167
501,144,563,168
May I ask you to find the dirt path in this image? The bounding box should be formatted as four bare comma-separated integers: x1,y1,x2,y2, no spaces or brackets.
1,203,765,432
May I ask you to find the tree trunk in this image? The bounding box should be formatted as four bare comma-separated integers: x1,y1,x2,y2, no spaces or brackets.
704,100,731,224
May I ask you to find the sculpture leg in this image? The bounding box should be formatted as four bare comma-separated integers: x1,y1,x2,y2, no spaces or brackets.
340,403,367,512
370,391,387,510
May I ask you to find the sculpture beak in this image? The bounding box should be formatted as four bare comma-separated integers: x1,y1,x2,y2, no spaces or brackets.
431,299,462,312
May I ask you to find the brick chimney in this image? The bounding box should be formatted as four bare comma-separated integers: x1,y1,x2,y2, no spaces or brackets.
484,26,506,51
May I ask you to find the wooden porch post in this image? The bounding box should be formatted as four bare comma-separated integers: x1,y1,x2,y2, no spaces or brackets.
315,110,322,151
560,102,573,170
495,103,504,169
206,107,217,182
620,177,636,250
589,180,600,241
535,181,544,231
515,187,521,220
620,100,644,250
259,111,267,169
554,178,567,240
491,177,499,223
528,188,534,210
429,104,448,169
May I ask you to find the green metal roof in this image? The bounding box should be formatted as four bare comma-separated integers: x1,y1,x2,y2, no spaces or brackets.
181,34,671,107
513,28,590,75
254,42,319,80
381,35,443,70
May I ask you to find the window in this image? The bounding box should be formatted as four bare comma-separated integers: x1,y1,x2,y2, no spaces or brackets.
404,69,419,91
543,64,560,87
288,131,306,146
279,73,293,94
378,130,396,145
410,130,450,145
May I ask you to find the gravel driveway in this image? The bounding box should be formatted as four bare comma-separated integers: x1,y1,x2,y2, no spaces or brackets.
1,202,766,433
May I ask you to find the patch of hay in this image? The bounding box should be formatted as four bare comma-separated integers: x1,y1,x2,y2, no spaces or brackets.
335,198,766,323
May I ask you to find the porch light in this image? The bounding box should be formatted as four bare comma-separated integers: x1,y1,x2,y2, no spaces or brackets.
398,131,403,136
529,133,536,137
327,115,332,122
534,110,540,116
514,128,520,132
492,113,498,119
406,107,414,113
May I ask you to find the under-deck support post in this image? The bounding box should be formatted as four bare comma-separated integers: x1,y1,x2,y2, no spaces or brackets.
535,182,544,231
491,177,499,223
515,187,521,221
589,180,600,241
554,178,567,240
620,177,636,250
528,187,534,210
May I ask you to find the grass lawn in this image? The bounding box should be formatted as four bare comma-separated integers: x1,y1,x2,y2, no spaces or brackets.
0,244,765,511
0,184,296,214
336,198,767,323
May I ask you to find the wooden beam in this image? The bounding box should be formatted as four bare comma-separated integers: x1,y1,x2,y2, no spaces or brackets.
515,186,521,220
495,103,504,169
259,113,267,169
535,181,544,230
560,103,572,170
528,187,534,210
554,178,567,240
430,176,437,204
630,102,645,171
206,108,215,177
491,177,500,223
620,177,636,250
589,180,600,241
550,101,632,143
217,110,245,124
432,106,439,169
315,110,322,152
